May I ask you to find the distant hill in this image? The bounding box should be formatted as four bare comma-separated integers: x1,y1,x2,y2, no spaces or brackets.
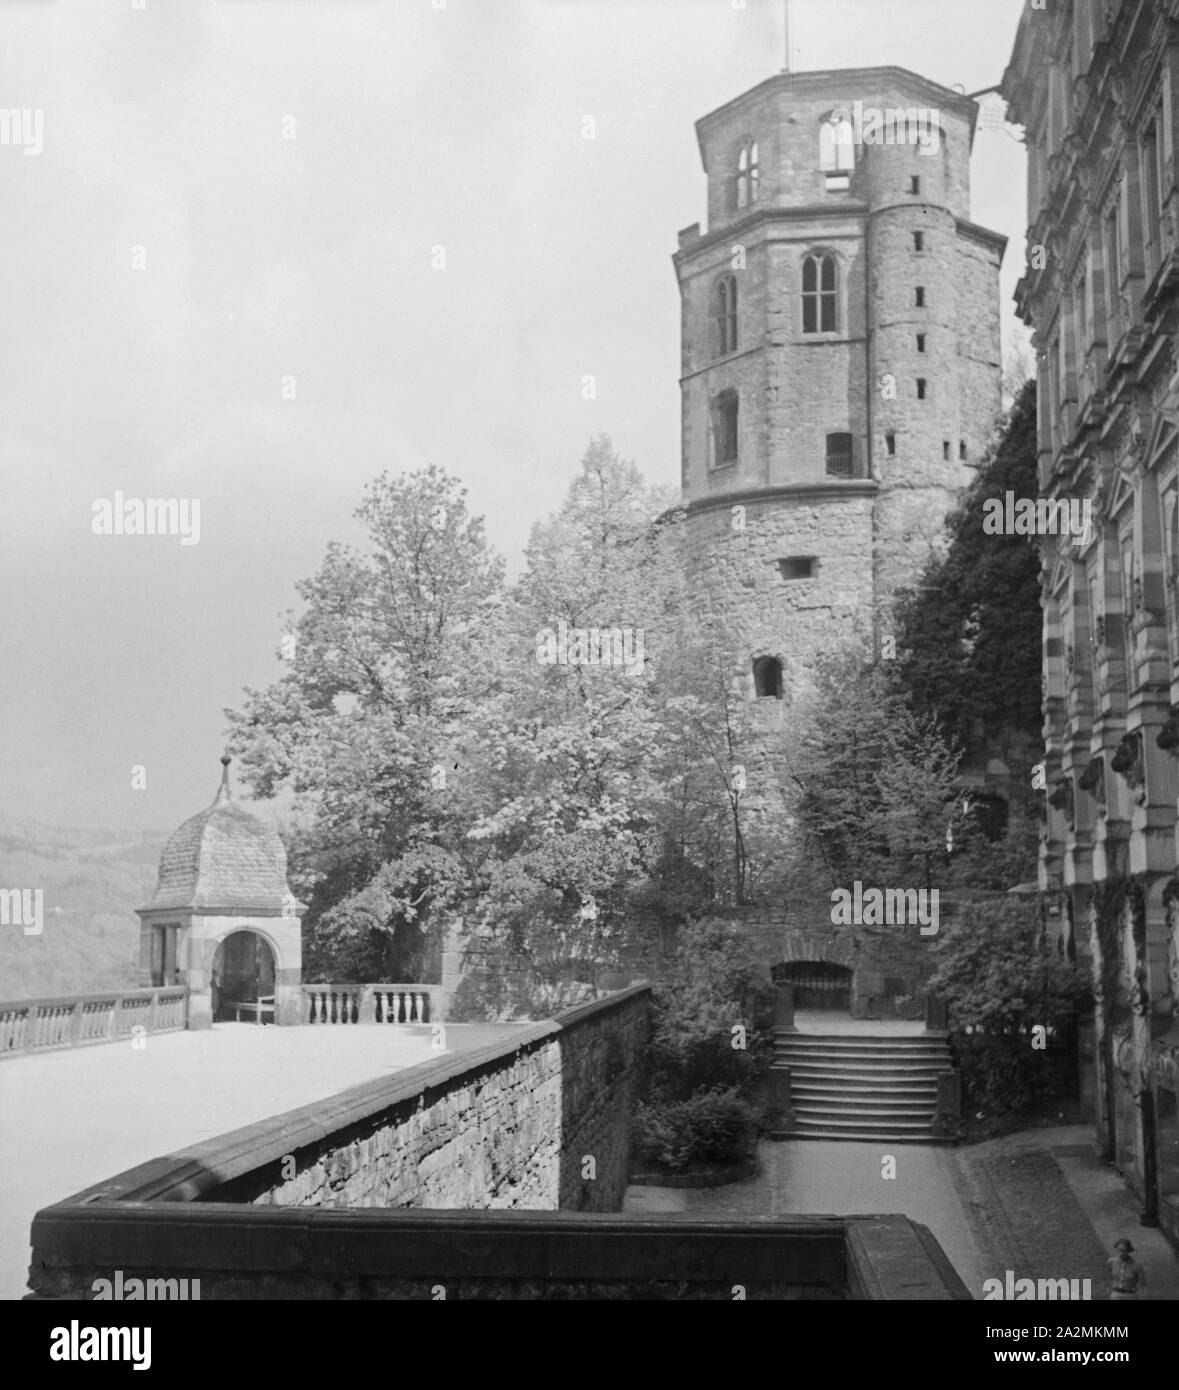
0,815,164,1000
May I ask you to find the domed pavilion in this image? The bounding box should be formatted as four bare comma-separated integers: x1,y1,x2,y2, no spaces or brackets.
136,756,304,1027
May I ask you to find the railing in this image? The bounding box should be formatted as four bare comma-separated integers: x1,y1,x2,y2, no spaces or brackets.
303,983,438,1025
0,988,188,1058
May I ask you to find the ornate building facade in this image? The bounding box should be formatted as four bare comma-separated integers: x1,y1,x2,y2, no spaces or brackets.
1004,0,1179,1245
673,66,1004,1016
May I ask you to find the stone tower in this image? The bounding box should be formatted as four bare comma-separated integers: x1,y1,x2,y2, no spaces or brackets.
674,67,1005,723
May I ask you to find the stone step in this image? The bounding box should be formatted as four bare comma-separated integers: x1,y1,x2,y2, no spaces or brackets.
775,1066,948,1083
790,1109,934,1130
771,1127,956,1145
773,1045,956,1050
772,1032,948,1045
793,1102,935,1120
791,1091,938,1110
773,1049,949,1063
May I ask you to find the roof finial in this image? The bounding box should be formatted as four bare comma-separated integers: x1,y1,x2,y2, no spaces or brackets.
218,754,232,800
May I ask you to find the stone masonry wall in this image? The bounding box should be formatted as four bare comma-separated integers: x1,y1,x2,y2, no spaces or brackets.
727,905,938,1019
215,986,652,1214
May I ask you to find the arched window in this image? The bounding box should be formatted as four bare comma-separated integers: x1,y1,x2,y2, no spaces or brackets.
713,274,738,357
753,656,783,699
736,139,759,210
820,112,854,189
802,252,838,333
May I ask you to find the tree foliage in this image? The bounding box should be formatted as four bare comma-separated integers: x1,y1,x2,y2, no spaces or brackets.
893,379,1041,756
928,898,1089,1115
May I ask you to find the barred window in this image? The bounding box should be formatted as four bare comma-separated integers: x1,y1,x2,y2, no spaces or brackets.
825,432,854,477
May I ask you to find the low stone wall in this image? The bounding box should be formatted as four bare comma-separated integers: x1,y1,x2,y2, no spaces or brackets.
27,980,971,1299
29,987,650,1297
28,1207,968,1300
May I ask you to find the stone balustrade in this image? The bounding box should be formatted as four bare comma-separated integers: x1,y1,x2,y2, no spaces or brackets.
302,983,438,1025
0,988,187,1057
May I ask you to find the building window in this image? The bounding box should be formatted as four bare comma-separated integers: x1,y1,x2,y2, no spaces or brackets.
713,274,738,357
778,557,816,580
942,440,950,460
916,333,926,353
915,286,926,308
885,432,896,456
913,231,925,252
825,432,854,477
959,440,967,460
820,112,854,190
909,175,921,194
802,252,838,333
916,378,927,400
1105,202,1122,337
1089,569,1102,706
1142,120,1163,274
753,655,784,698
736,138,759,210
151,924,179,988
1121,541,1135,682
712,389,739,465
1048,339,1061,448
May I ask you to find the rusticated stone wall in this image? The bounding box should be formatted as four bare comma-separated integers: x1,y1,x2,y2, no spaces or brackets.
234,986,649,1214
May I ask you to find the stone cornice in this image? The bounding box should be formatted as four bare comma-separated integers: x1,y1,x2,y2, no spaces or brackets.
682,481,879,518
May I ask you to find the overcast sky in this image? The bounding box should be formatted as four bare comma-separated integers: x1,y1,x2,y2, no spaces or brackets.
0,0,1029,835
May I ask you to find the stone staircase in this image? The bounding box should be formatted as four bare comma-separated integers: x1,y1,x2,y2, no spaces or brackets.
770,1031,957,1143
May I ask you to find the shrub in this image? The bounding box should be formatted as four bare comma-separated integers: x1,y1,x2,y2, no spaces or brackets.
928,897,1089,1119
644,915,776,1103
633,1086,757,1172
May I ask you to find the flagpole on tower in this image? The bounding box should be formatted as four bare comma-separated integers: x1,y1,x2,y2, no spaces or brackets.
782,0,791,74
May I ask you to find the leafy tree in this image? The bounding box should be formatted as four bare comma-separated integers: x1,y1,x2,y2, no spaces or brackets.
786,650,961,893
224,466,505,980
893,379,1041,757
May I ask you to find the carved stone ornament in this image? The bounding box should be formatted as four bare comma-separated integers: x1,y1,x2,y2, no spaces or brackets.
1095,613,1107,646
1078,757,1106,802
1157,708,1179,755
1065,642,1075,674
1048,778,1077,830
1111,730,1146,803
1133,575,1144,612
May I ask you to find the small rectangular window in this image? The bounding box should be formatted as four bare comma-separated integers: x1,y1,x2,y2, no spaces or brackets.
909,176,921,194
825,432,854,477
913,231,925,251
942,440,950,460
885,433,896,456
917,333,926,353
916,378,927,400
778,557,816,580
715,392,739,464
959,440,967,460
915,287,925,308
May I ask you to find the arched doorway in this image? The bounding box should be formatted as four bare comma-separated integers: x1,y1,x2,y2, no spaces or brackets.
212,930,276,1023
774,961,852,1013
